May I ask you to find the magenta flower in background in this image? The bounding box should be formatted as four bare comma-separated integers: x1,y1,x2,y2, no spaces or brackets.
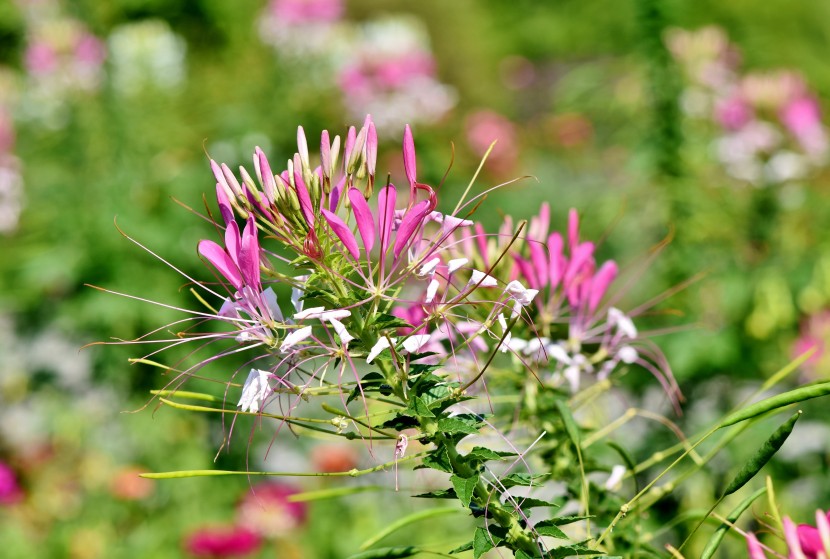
781,96,828,159
237,483,307,539
465,109,520,175
0,461,23,505
184,525,261,558
793,310,830,380
716,95,754,132
747,510,830,559
268,0,343,24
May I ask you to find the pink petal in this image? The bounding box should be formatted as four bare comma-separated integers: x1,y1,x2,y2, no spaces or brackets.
321,209,360,260
320,129,331,178
528,239,548,287
548,232,564,288
199,240,242,289
377,184,398,257
474,223,489,268
329,176,345,212
366,117,377,177
564,241,595,292
403,124,416,185
513,255,539,289
239,217,261,288
225,220,241,268
784,518,809,559
347,187,376,253
256,148,277,203
588,260,618,314
343,126,356,171
568,208,579,253
393,199,430,258
293,168,316,226
745,533,767,559
215,183,234,225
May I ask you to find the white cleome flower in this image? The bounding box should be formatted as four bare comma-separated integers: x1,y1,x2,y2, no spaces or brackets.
238,368,271,413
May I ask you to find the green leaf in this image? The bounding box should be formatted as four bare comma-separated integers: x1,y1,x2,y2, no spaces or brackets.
723,411,801,495
466,447,516,462
515,551,537,559
413,488,457,499
700,487,767,559
409,396,435,418
516,497,561,509
381,414,420,431
500,473,545,488
346,547,419,559
544,515,590,525
437,416,481,436
719,382,830,427
449,541,473,554
371,313,414,331
450,474,479,508
473,527,497,559
554,398,581,446
422,446,453,473
533,520,568,539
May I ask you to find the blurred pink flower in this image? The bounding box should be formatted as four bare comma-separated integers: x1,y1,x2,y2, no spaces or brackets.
781,96,828,158
465,109,519,174
184,525,261,558
268,0,343,24
74,33,106,67
747,510,830,559
237,483,307,539
0,461,23,505
24,41,58,75
793,310,830,378
716,95,754,131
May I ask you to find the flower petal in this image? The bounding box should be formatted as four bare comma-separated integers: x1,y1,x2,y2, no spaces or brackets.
588,260,618,314
238,369,271,413
393,199,430,259
469,269,499,288
403,124,416,185
348,187,376,254
447,258,468,274
367,337,396,364
321,209,360,260
280,326,313,352
402,334,430,354
328,317,354,345
198,239,242,289
377,184,398,257
215,183,234,225
239,217,261,288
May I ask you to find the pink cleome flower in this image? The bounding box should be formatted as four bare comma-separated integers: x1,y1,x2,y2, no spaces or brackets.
184,525,261,558
237,483,308,539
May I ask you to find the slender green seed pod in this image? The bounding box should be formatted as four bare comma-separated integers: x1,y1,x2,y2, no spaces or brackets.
723,410,801,496
719,382,830,427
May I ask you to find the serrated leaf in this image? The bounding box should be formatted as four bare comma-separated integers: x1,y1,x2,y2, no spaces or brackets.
500,473,544,488
545,515,590,526
422,446,453,473
449,541,473,554
413,488,457,499
533,520,568,539
516,497,561,509
473,527,496,559
450,474,479,508
409,396,435,418
380,414,420,431
437,416,480,436
371,313,414,331
515,551,539,559
466,447,516,462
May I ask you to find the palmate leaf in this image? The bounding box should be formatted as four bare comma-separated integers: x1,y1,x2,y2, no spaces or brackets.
450,473,479,508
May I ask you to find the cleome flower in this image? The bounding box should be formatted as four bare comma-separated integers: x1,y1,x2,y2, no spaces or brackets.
747,510,830,559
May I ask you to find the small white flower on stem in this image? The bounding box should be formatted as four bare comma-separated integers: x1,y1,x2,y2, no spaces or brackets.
618,345,638,364
367,337,396,363
504,280,539,307
605,464,627,491
402,334,431,354
447,258,468,274
469,269,498,288
293,306,326,320
280,326,313,352
328,318,354,345
417,257,440,277
238,369,271,413
425,278,440,303
497,313,512,352
608,307,638,338
394,434,409,492
290,275,309,313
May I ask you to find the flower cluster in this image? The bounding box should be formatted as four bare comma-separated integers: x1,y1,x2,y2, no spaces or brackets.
107,20,187,95
747,509,830,559
258,0,344,57
667,26,828,185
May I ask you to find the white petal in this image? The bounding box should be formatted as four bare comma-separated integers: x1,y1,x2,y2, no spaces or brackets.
238,369,271,413
293,306,325,320
425,278,440,303
504,280,539,306
260,287,283,322
608,307,638,338
506,337,528,352
618,345,638,364
219,298,240,319
280,326,313,352
417,257,440,277
469,270,498,288
498,313,508,330
546,343,572,365
328,318,354,345
402,334,431,354
605,464,627,491
447,258,468,274
564,365,581,392
291,275,309,313
367,337,396,363
320,309,351,321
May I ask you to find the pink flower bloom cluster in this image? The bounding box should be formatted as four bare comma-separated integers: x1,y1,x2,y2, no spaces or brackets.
793,309,830,380
748,510,830,559
0,96,23,234
184,482,307,557
667,26,828,185
465,110,521,175
336,17,456,131
258,0,344,57
0,461,23,505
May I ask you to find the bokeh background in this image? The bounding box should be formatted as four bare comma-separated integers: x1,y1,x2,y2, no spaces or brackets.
2,0,830,557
